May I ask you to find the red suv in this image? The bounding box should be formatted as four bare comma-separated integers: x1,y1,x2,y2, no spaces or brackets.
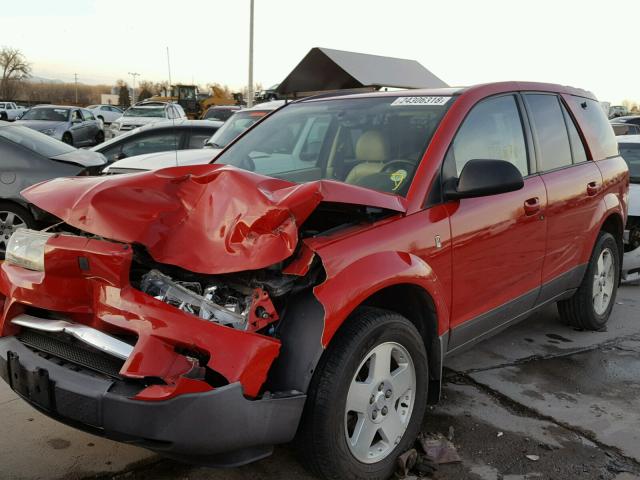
0,82,628,479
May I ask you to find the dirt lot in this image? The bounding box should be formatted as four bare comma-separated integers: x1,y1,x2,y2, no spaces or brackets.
1,284,639,480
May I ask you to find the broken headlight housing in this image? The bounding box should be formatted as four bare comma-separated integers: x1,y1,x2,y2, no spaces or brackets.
140,270,249,329
5,229,54,271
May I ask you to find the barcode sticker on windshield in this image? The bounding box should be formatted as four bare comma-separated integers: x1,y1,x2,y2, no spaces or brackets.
391,96,451,106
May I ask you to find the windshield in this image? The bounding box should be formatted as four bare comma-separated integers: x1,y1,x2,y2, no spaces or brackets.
0,125,75,157
20,107,69,122
214,96,452,196
619,143,640,182
124,107,165,118
206,110,269,148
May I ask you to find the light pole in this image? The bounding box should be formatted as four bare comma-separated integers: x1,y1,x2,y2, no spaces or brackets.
128,72,140,104
73,73,78,104
247,0,254,107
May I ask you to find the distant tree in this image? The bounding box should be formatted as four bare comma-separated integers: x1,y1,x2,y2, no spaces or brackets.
137,80,154,101
0,47,31,99
117,79,130,108
153,81,170,96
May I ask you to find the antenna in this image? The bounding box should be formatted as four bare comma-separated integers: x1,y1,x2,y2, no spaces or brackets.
166,47,178,167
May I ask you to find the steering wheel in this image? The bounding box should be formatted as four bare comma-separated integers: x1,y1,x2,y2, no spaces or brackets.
381,160,416,193
381,159,416,172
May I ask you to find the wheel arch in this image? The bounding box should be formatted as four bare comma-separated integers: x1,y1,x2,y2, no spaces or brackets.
600,211,624,258
267,251,449,404
358,283,445,404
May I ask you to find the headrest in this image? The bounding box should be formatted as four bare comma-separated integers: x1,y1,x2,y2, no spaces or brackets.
355,130,388,162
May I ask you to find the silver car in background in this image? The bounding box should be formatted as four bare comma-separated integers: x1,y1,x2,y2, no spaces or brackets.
618,135,640,282
15,105,104,147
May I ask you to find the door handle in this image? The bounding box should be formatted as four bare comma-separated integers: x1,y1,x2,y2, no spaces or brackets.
587,181,600,196
524,197,540,216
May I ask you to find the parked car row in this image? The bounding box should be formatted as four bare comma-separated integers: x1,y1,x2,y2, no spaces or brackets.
0,83,633,480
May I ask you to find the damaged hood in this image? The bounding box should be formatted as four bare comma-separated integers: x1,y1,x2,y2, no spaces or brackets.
22,164,406,273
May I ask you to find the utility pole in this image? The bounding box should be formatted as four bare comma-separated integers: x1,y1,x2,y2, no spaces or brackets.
247,0,254,107
128,72,140,105
74,73,78,104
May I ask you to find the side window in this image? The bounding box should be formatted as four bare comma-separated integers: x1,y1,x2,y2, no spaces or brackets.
300,116,331,162
121,131,181,157
71,110,83,121
524,93,572,171
568,96,618,160
560,102,587,164
188,130,214,149
452,95,528,176
83,110,95,121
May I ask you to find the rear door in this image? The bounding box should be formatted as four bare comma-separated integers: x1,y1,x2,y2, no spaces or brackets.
522,93,602,302
446,94,548,350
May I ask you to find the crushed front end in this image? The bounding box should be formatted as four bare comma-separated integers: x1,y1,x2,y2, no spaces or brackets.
0,165,405,464
0,230,310,465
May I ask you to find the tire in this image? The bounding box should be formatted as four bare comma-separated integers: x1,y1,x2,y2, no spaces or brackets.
62,132,74,146
0,202,37,259
0,112,7,121
557,231,620,331
298,307,428,480
94,130,105,145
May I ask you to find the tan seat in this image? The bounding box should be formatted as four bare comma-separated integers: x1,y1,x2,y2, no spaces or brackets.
345,130,389,184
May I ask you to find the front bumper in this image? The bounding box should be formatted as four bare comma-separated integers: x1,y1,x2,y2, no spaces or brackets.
0,337,305,465
0,234,298,464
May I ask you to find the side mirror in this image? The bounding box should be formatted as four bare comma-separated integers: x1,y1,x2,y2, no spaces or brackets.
444,159,524,200
115,152,126,160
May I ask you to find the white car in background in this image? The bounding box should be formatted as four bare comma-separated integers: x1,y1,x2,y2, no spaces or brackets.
0,102,27,121
617,135,640,282
104,100,285,173
103,148,218,174
108,101,187,138
86,104,124,125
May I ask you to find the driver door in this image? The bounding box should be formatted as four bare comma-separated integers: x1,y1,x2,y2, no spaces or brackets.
446,94,548,351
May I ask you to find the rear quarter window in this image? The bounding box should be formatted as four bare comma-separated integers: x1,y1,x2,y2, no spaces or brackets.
566,96,618,160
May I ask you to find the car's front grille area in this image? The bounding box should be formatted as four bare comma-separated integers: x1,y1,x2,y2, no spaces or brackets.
16,329,125,378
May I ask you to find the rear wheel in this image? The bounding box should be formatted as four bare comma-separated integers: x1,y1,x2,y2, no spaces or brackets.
0,202,36,259
298,308,428,480
62,132,73,146
558,231,620,330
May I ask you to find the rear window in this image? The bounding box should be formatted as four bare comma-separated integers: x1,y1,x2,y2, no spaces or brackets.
568,96,618,160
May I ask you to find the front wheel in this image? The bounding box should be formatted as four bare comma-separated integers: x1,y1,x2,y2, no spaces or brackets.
61,132,73,146
558,231,620,330
94,130,105,144
298,308,428,480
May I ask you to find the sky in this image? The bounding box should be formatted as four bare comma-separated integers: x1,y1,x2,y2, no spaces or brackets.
3,0,639,104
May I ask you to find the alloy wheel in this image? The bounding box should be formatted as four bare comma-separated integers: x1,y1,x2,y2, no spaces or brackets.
344,341,416,464
593,247,615,315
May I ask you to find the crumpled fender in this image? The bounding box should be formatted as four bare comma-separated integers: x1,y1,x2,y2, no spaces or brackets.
313,250,450,346
22,164,406,274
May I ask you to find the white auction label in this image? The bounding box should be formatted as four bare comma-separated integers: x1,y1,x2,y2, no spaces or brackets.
391,96,451,106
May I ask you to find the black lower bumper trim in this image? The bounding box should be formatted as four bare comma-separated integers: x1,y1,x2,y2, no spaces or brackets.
0,336,306,466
